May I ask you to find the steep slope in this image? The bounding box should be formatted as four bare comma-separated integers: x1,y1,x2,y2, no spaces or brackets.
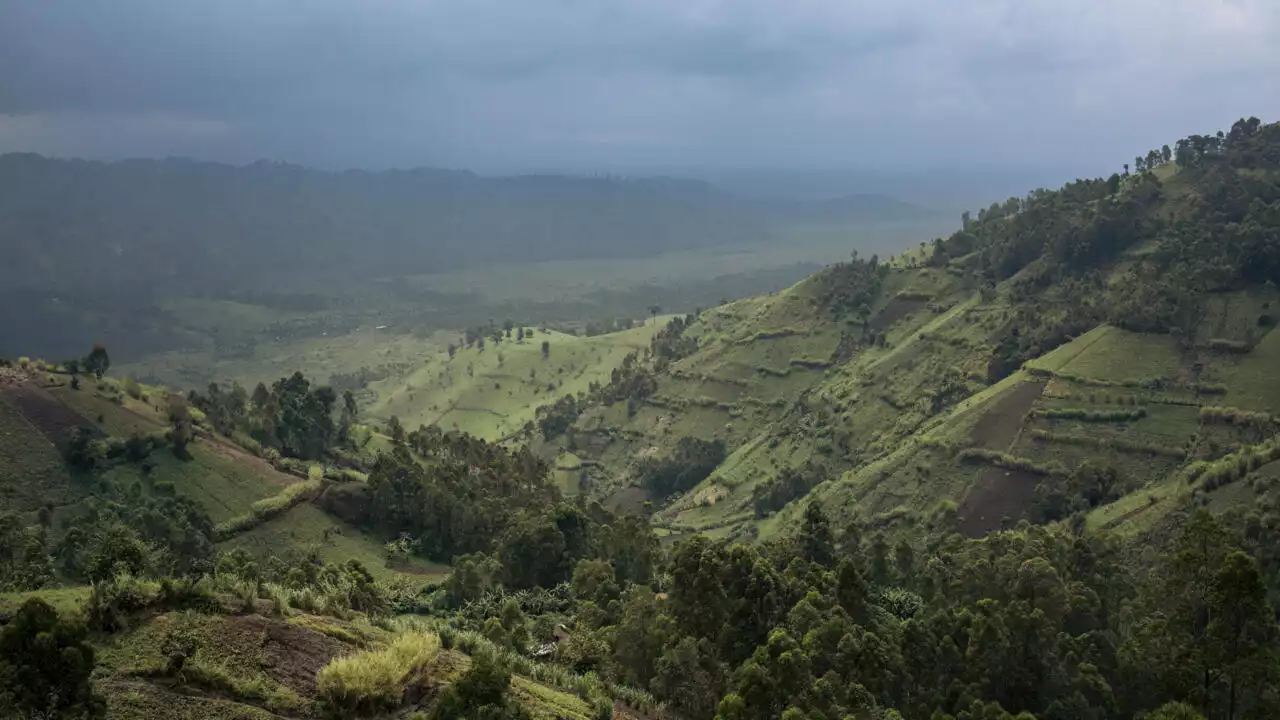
549,118,1280,546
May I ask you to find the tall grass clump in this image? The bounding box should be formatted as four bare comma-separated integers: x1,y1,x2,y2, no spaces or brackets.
316,631,440,715
956,448,1064,476
1191,435,1280,490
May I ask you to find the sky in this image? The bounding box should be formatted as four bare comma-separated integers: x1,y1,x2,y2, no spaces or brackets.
2,0,1278,176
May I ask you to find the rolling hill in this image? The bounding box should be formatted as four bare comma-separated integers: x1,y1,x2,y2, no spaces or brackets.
536,118,1280,553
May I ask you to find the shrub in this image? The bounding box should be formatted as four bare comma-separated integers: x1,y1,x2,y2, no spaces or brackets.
316,631,440,715
1199,406,1276,429
956,448,1064,475
1032,406,1147,422
1029,429,1185,457
121,376,143,399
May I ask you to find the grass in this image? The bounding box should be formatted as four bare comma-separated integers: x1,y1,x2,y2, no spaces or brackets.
213,478,323,539
1028,428,1186,458
217,502,449,583
368,321,666,439
0,586,92,616
99,443,283,524
316,631,441,714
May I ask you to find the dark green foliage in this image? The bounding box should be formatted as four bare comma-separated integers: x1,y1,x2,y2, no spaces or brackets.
598,352,658,406
637,436,726,497
752,461,828,517
351,432,558,564
190,371,338,460
0,514,53,592
649,313,699,371
0,599,104,719
83,344,110,379
429,653,531,720
535,394,580,440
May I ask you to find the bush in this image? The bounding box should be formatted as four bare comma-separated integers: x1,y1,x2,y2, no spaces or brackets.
1199,406,1276,429
1032,406,1147,422
1029,429,1185,458
316,631,440,715
0,599,105,719
956,447,1064,476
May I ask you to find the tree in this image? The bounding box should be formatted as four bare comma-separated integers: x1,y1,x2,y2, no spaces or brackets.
0,598,104,719
649,305,662,325
799,502,834,567
168,394,194,459
541,340,550,359
84,344,110,379
1162,144,1173,164
387,415,405,444
429,653,530,720
447,343,457,359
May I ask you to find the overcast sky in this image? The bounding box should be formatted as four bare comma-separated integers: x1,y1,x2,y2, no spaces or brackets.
2,0,1278,175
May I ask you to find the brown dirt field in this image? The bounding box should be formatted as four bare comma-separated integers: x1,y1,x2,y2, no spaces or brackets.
252,617,352,697
969,380,1045,450
957,466,1042,538
1,382,101,451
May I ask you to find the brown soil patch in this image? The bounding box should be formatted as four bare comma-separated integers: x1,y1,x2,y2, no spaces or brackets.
956,466,1042,538
206,614,352,698
969,380,1045,450
1,382,101,451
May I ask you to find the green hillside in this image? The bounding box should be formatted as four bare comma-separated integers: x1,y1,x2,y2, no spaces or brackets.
545,118,1280,552
368,321,668,440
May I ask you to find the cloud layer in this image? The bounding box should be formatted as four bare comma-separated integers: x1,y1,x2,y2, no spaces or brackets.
2,0,1278,172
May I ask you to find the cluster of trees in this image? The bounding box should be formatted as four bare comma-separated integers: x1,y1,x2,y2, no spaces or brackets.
817,251,887,320
751,460,829,517
188,372,356,460
329,426,561,565
648,312,700,371
455,500,1279,720
636,436,727,498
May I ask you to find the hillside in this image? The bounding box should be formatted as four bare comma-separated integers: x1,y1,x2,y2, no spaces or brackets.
367,322,669,440
542,118,1280,549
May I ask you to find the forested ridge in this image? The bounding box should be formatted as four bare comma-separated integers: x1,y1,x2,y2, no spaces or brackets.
3,119,1280,720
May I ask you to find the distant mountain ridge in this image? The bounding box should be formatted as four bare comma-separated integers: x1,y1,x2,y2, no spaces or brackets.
0,153,928,296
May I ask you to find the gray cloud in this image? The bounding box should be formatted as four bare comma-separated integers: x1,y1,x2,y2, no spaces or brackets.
1,0,1278,172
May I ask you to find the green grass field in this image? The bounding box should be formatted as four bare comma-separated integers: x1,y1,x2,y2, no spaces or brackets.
368,321,667,439
219,502,449,583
